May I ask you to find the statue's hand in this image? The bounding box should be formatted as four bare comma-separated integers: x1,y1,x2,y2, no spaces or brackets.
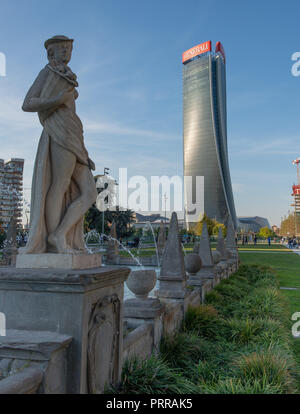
88,157,96,171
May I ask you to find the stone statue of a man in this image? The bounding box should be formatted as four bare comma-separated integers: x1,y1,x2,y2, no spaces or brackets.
22,35,97,254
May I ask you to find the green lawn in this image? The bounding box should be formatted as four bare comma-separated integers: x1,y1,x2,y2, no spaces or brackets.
240,251,300,374
238,243,288,250
237,244,290,252
239,252,300,288
238,242,290,251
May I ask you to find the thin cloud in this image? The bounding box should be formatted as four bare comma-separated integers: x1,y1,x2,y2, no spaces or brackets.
229,136,299,156
83,118,179,141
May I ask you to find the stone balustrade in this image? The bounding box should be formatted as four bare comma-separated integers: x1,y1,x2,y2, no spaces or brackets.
0,211,239,394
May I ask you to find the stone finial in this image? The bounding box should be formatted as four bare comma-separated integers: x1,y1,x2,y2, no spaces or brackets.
126,270,157,300
189,220,215,287
158,212,186,299
199,221,213,267
159,212,185,279
157,220,166,257
216,226,226,260
226,216,236,250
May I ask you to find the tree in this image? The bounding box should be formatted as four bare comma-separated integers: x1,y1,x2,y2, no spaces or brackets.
280,213,300,237
192,213,226,237
179,228,195,236
258,226,273,239
105,208,135,239
84,205,135,239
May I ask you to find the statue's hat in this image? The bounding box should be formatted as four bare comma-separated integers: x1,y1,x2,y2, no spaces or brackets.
44,35,74,49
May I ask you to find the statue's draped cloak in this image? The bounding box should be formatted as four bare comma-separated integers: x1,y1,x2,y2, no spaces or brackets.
24,66,89,253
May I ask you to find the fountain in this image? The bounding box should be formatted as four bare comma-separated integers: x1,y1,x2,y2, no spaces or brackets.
84,229,143,267
136,221,160,267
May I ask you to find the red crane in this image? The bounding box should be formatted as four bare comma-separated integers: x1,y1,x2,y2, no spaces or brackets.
292,159,300,236
292,158,300,197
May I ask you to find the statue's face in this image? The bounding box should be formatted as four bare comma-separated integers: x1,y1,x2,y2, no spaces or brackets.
50,41,73,64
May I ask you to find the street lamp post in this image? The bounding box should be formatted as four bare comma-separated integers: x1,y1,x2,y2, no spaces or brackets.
102,167,110,235
163,192,168,227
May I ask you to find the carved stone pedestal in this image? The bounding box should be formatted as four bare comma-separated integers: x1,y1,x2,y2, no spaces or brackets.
124,298,165,349
16,253,101,270
0,266,130,394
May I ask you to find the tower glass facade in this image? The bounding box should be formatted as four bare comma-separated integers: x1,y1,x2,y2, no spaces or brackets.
183,42,237,228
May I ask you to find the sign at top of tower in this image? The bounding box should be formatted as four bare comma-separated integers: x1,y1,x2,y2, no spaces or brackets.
182,41,211,64
215,41,226,62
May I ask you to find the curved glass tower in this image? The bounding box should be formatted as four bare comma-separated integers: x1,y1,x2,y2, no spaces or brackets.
183,41,237,228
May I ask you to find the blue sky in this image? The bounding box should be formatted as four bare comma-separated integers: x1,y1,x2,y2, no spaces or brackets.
0,0,299,226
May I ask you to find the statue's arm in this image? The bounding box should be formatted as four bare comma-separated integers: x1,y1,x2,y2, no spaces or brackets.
22,68,71,112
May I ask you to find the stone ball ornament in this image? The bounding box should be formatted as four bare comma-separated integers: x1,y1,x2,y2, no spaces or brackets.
126,269,157,300
184,253,202,275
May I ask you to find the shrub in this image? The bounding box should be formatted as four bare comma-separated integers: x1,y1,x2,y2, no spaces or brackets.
234,288,290,324
183,305,222,339
116,264,298,394
195,360,220,385
202,377,284,394
214,282,247,301
204,290,224,306
234,349,297,393
223,318,265,345
113,356,201,394
160,332,216,369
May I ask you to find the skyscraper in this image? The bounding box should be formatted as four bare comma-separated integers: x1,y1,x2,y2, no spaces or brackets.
0,158,24,228
183,40,237,228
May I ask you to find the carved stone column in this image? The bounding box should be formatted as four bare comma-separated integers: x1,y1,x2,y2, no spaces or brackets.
0,266,129,393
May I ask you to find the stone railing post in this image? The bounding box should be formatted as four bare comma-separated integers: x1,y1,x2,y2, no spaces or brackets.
124,270,164,350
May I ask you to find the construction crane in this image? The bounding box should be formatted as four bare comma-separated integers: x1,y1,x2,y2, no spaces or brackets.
292,158,300,236
292,158,300,185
